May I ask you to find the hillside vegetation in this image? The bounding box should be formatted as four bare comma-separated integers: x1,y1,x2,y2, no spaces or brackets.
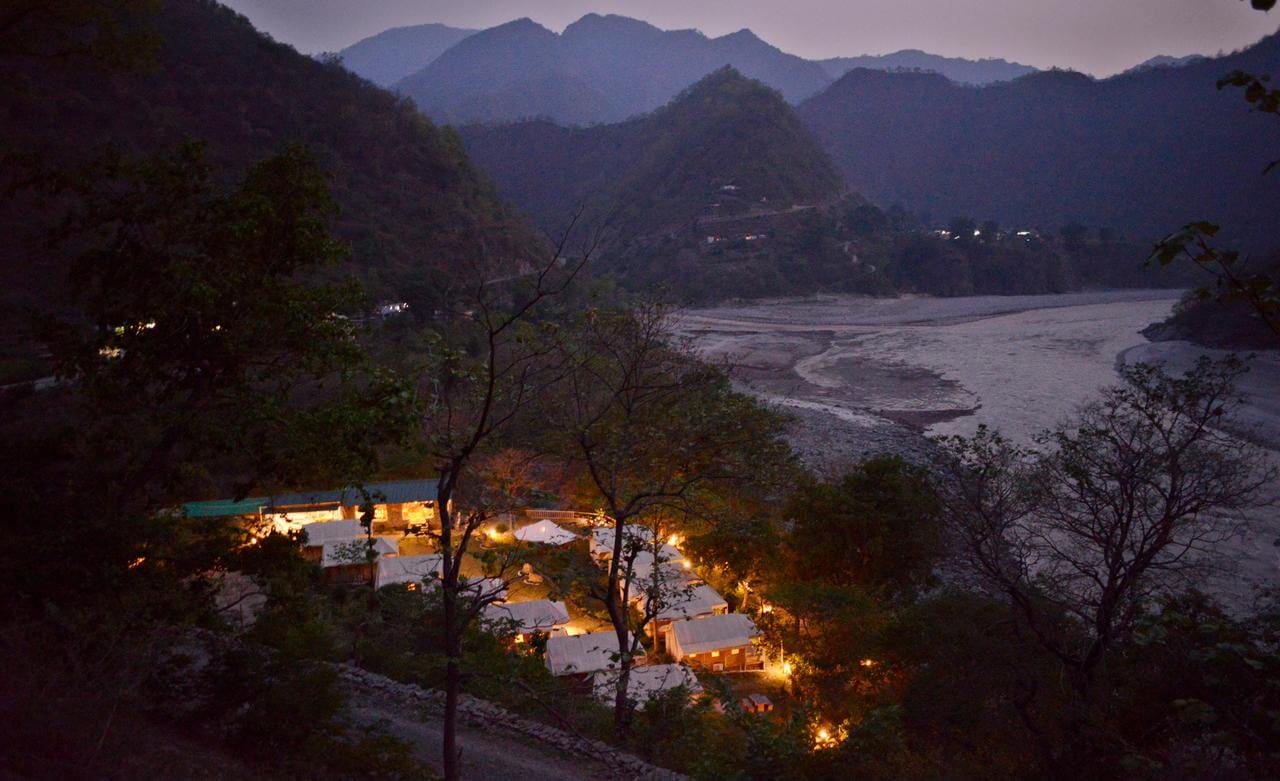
0,0,541,332
818,49,1036,85
799,34,1280,251
463,69,1192,302
461,68,843,239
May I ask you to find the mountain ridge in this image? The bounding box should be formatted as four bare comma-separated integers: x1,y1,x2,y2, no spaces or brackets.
799,31,1280,250
335,22,476,87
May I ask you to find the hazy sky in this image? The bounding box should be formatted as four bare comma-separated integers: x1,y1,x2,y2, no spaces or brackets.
221,0,1278,76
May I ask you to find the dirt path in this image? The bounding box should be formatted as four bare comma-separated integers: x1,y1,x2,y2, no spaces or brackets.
350,703,619,780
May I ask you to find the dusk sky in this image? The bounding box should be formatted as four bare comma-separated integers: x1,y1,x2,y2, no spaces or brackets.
221,0,1278,76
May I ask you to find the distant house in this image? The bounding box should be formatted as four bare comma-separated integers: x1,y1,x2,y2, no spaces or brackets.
668,613,763,673
740,693,774,714
374,301,410,318
591,663,701,705
182,479,444,534
720,184,740,192
482,599,571,642
545,630,644,677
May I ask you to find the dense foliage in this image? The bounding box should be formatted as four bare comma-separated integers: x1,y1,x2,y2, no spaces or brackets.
0,0,541,337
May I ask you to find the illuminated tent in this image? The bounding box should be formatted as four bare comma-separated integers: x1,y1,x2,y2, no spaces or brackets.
513,520,578,546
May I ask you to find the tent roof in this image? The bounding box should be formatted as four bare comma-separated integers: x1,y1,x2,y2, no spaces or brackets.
375,553,443,587
591,663,701,704
589,525,654,558
513,520,578,546
670,613,759,656
482,599,570,633
545,630,644,676
182,479,439,518
643,582,728,621
301,520,365,545
320,536,398,567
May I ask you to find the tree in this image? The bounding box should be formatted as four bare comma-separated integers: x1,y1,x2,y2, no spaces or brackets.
1150,221,1280,341
0,0,159,65
414,220,593,781
547,303,793,738
1059,222,1089,252
934,359,1273,700
948,216,977,243
1148,9,1280,343
0,143,414,774
979,220,1000,243
784,456,941,601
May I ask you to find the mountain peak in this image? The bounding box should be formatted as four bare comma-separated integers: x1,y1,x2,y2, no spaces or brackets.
717,28,765,45
564,13,663,36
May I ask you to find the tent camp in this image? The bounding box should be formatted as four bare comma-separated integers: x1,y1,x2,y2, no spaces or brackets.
513,521,578,546
668,613,763,673
482,599,571,639
591,663,701,704
545,630,644,677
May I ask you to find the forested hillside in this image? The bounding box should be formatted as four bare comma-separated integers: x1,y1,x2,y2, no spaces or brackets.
461,67,843,239
462,69,1186,302
818,49,1036,85
800,33,1280,251
0,0,541,333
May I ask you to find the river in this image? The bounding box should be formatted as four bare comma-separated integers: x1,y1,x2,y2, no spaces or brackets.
677,289,1280,607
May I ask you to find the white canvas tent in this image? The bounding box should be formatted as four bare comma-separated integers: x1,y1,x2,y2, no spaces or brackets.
301,519,365,546
482,599,570,636
591,663,701,704
545,630,644,676
589,525,654,563
320,535,398,567
642,582,728,623
668,613,760,660
375,553,442,588
513,520,578,546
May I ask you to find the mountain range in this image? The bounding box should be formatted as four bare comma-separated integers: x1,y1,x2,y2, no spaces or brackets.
799,32,1280,251
393,15,833,125
339,17,1043,99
